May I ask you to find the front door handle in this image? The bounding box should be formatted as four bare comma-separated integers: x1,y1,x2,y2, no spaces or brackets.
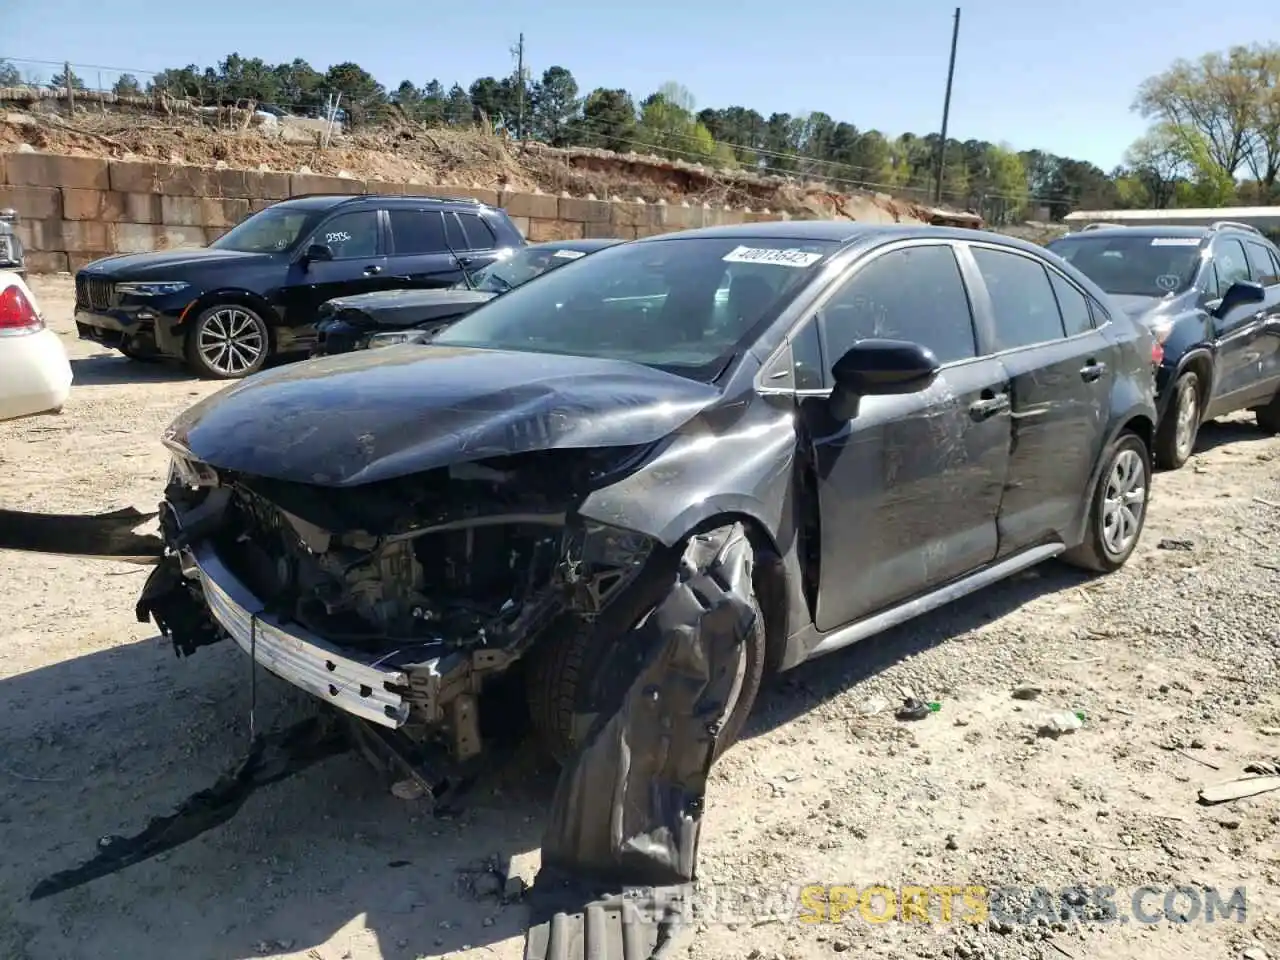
969,392,1010,420
364,264,383,276
456,256,475,266
1080,359,1107,382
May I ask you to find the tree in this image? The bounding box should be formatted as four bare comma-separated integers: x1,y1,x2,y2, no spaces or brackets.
531,66,580,146
0,59,21,87
321,62,386,126
1133,46,1260,176
635,85,716,161
574,88,636,152
273,59,324,114
49,65,86,92
111,74,142,97
1123,125,1188,209
443,84,473,126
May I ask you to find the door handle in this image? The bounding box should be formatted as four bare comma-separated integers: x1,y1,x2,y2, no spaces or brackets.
456,256,475,266
969,392,1010,420
364,264,383,276
1080,359,1107,382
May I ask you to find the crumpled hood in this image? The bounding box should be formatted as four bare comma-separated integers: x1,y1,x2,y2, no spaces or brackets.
319,288,496,330
164,346,720,486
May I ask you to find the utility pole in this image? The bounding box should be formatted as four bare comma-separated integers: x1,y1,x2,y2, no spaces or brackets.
934,7,961,205
511,32,526,141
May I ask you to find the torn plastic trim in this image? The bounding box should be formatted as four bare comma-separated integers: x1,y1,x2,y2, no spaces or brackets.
538,521,755,889
190,541,411,727
0,506,164,562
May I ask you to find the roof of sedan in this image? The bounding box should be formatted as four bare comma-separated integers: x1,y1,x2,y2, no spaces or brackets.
527,238,624,251
635,220,1056,256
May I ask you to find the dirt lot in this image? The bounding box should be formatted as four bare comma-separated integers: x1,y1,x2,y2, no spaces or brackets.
1,275,1278,960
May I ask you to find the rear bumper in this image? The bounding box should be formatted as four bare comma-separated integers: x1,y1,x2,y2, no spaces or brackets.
0,327,72,420
186,541,411,728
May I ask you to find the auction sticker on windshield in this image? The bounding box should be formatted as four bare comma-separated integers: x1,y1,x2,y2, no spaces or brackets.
1150,238,1200,246
723,246,825,267
553,249,586,259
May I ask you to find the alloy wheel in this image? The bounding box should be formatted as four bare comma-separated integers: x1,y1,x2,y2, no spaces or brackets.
1174,379,1199,461
1101,448,1146,557
196,307,266,377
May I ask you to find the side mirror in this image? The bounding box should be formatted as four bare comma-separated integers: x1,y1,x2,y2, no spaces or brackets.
302,243,334,266
1212,280,1265,318
0,208,17,224
829,339,941,420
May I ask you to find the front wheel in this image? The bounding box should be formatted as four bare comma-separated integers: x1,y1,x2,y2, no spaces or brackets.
1062,431,1151,574
1154,370,1201,470
183,304,270,379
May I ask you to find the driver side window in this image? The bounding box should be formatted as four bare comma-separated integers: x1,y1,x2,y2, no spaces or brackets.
315,210,380,260
1215,238,1250,287
819,244,978,368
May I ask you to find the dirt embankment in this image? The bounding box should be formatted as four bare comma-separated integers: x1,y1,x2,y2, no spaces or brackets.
0,106,936,223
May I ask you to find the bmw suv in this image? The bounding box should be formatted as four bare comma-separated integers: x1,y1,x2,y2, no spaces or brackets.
73,193,525,379
1047,221,1280,469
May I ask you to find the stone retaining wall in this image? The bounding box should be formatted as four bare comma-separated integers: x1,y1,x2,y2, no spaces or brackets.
0,151,797,273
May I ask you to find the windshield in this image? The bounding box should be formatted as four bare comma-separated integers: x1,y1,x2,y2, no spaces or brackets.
1048,234,1202,297
211,207,319,254
432,236,841,380
465,246,592,294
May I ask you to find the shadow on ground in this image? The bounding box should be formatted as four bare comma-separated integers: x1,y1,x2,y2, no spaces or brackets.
1190,417,1270,457
0,559,1091,959
70,356,197,387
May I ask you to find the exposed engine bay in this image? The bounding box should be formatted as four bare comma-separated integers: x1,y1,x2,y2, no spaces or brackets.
147,443,658,761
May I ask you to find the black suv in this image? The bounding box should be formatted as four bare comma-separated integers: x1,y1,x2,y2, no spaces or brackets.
312,238,625,356
1047,222,1280,468
73,193,525,379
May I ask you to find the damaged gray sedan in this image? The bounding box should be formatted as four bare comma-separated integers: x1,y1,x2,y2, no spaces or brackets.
4,222,1159,947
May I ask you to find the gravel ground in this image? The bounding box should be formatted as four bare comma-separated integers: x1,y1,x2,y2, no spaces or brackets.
0,274,1277,960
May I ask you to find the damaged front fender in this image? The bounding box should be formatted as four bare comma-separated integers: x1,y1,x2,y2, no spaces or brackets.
0,506,164,563
528,521,757,958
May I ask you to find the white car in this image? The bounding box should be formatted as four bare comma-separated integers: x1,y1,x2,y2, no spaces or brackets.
0,271,73,421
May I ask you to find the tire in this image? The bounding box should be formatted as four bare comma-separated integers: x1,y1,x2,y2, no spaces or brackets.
118,344,161,363
1062,430,1151,574
183,304,270,380
527,576,767,766
1154,370,1201,470
1256,392,1280,434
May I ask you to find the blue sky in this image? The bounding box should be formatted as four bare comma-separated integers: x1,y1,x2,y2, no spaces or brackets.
3,0,1272,172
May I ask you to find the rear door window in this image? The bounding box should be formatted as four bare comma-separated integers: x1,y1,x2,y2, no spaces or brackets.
1047,271,1093,336
971,247,1067,350
388,209,447,255
458,212,498,250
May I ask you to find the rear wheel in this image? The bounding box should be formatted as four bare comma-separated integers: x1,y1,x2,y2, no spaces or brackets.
1154,370,1201,469
184,304,270,379
1062,431,1151,574
1256,391,1280,434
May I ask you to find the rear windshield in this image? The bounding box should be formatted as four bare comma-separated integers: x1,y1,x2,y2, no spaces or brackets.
1047,234,1202,297
432,236,841,380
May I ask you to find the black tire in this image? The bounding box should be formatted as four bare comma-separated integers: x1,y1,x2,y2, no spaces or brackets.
1256,392,1280,434
1154,370,1201,470
118,344,161,363
527,583,767,766
183,304,271,380
1062,430,1151,574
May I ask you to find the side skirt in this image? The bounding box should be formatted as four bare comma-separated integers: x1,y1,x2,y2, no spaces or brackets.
803,541,1065,661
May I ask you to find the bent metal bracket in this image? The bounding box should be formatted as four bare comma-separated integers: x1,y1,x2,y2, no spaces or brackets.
0,507,756,960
